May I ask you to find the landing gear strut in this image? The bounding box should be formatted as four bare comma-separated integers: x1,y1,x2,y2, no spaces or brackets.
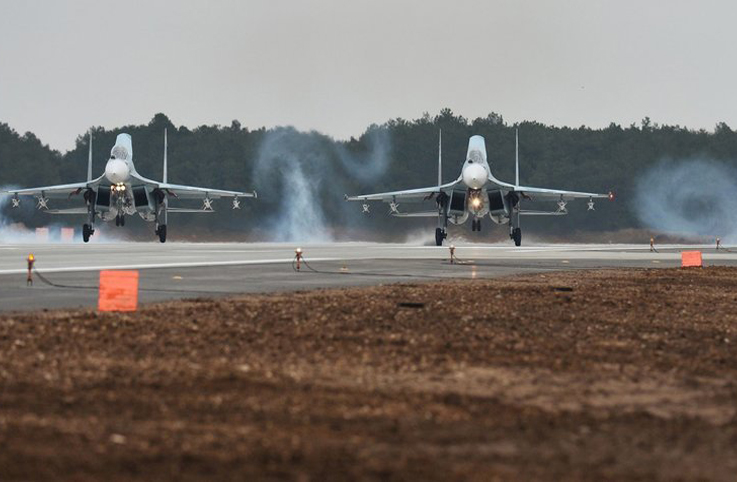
154,188,168,243
510,207,522,246
435,192,449,246
82,190,96,243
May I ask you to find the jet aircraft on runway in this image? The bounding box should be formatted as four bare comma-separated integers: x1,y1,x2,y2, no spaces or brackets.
346,132,613,246
2,131,256,242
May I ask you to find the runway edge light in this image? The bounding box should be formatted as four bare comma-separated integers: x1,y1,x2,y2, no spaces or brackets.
295,248,303,271
26,254,35,286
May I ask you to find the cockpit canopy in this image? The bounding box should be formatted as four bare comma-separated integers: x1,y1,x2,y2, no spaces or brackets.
111,145,129,161
467,149,484,164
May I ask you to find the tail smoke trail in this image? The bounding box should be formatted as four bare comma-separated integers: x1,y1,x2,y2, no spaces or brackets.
634,159,737,241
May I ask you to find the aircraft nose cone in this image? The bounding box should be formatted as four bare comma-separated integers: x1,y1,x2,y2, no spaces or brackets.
105,159,130,183
463,163,487,189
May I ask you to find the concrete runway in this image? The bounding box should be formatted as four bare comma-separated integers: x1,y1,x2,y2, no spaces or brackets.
2,242,736,312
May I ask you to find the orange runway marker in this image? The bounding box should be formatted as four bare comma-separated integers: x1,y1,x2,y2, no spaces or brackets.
681,251,703,268
98,270,139,312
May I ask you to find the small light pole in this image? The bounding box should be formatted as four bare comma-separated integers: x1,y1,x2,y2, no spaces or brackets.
295,248,303,271
26,254,35,286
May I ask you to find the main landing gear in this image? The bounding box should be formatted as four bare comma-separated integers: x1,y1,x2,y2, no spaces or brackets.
435,227,447,247
82,224,94,243
156,225,167,243
115,214,125,227
435,192,449,246
510,207,522,246
511,227,522,247
82,191,96,243
471,219,482,232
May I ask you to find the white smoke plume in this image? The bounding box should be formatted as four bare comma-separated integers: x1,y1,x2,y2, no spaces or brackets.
334,126,391,182
252,126,391,242
0,186,127,244
0,186,37,242
634,159,737,242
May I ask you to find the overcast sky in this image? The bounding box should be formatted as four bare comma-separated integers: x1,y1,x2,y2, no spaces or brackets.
1,0,736,151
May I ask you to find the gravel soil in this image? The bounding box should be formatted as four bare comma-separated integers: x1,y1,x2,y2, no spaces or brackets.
2,267,737,481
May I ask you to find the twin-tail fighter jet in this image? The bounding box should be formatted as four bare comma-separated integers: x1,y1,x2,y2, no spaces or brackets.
346,131,613,246
2,131,256,242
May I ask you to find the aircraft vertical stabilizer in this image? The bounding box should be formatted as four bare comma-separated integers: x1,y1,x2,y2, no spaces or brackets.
87,133,93,182
437,129,442,187
466,135,487,163
163,129,168,183
515,128,519,187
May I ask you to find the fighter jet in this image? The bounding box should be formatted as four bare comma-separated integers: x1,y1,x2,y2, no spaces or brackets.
2,131,256,243
346,131,613,246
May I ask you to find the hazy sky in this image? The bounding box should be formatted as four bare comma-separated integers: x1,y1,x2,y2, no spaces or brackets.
1,0,737,151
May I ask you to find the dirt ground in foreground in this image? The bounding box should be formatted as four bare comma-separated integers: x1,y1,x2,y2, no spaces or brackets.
2,268,737,481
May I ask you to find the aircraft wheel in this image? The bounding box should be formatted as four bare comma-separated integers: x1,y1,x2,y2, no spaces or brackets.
477,219,482,232
120,215,125,227
435,227,444,246
513,228,522,247
115,216,120,227
157,225,167,243
83,224,91,243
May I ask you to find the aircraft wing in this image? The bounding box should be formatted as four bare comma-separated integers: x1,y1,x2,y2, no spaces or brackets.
128,173,256,200
156,182,257,200
43,208,90,214
488,175,611,201
514,185,610,201
345,178,462,203
0,177,104,199
391,211,439,218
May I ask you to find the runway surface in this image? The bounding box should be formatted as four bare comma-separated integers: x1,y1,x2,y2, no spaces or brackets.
1,241,736,312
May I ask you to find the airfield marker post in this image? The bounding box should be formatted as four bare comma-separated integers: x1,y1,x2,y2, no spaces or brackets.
26,254,35,286
295,248,303,271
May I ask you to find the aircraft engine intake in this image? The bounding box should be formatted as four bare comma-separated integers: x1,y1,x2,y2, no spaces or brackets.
132,186,150,208
448,190,469,225
487,190,509,216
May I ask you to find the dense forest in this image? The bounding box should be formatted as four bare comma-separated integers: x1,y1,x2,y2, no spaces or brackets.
2,110,737,241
